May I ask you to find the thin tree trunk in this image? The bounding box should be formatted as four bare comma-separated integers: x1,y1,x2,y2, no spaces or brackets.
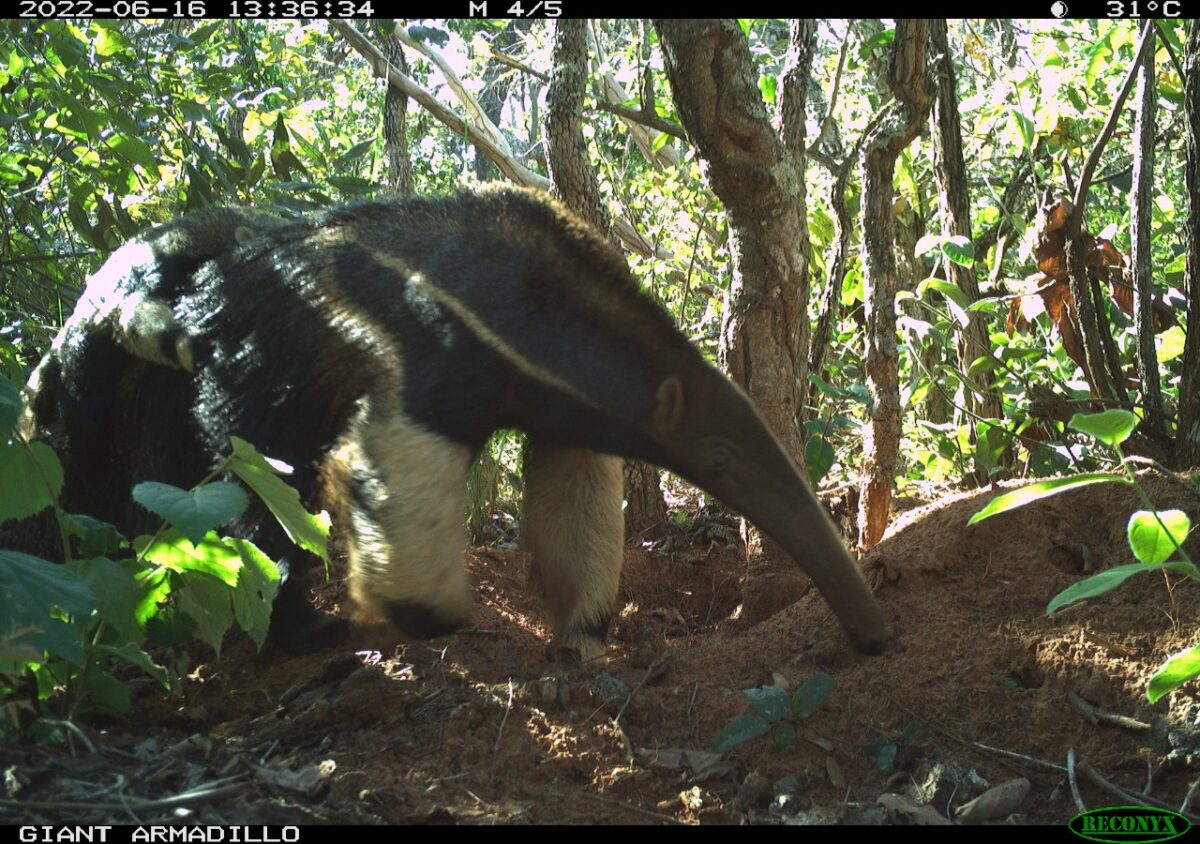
928,20,1003,445
1179,21,1200,467
807,162,853,413
546,19,667,538
655,19,816,624
382,24,414,195
858,20,934,549
1131,24,1165,441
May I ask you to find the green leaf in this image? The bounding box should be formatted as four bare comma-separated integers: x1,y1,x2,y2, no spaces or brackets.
758,74,777,104
1127,510,1190,565
1157,326,1186,363
224,537,280,649
743,685,790,723
1008,108,1035,152
132,481,249,544
0,550,94,665
1069,409,1137,447
876,741,898,774
82,665,131,713
916,278,970,327
61,513,124,557
804,435,835,488
334,139,375,168
942,236,974,267
176,569,236,654
773,722,797,751
228,437,330,562
0,441,64,522
0,373,20,432
913,233,943,257
967,355,998,380
807,373,850,400
94,642,169,688
1148,644,1200,703
107,135,160,177
1046,563,1150,614
137,530,241,586
790,672,834,719
968,473,1130,525
712,715,772,753
68,557,143,642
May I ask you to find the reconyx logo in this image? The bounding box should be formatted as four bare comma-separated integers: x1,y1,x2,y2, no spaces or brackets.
1069,806,1191,844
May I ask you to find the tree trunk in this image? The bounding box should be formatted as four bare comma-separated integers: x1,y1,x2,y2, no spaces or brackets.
382,23,414,195
1179,21,1200,467
928,20,1004,453
546,19,667,538
807,162,853,413
655,19,816,624
858,20,934,549
1131,25,1165,442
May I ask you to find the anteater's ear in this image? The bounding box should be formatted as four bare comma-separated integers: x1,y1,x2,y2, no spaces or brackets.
652,376,685,434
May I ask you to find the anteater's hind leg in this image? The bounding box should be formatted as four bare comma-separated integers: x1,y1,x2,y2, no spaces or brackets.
523,440,624,662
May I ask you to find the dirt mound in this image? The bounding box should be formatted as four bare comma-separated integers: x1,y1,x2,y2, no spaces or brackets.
7,472,1200,825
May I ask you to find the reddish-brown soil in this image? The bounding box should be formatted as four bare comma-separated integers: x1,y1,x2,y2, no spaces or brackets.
7,471,1200,825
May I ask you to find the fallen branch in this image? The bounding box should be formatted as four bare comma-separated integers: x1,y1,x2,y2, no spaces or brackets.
1066,687,1151,732
1078,761,1200,824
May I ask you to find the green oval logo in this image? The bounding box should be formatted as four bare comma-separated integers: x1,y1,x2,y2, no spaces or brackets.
1069,806,1191,844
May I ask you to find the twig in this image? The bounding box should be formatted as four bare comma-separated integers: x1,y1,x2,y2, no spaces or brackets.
972,742,1066,773
610,717,635,765
1067,748,1087,813
1071,20,1157,214
1181,778,1200,814
676,208,708,330
615,655,670,724
40,719,96,754
1155,21,1186,83
493,678,515,754
1078,761,1200,824
1066,687,1151,732
578,791,683,825
595,101,688,141
1123,457,1200,500
488,47,549,83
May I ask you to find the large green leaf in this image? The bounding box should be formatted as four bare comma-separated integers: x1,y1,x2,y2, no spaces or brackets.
0,441,64,523
61,513,125,557
804,435,835,489
82,665,131,713
94,642,170,688
176,569,236,655
132,481,249,544
1148,644,1200,703
1069,409,1137,448
1046,563,1150,615
228,437,329,562
0,373,20,432
0,550,94,665
790,672,834,719
225,537,280,649
68,557,143,642
968,473,1129,525
916,278,970,327
712,715,772,753
136,530,241,586
1127,510,1191,565
942,236,974,267
743,685,790,723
